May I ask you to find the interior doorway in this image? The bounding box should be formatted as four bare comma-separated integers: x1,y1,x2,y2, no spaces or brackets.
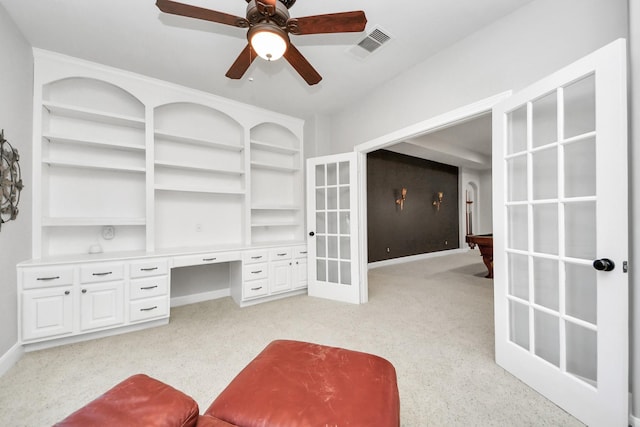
354,91,511,293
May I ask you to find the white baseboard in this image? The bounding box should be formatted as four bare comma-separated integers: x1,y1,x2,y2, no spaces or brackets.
368,248,468,269
0,342,24,377
170,288,230,307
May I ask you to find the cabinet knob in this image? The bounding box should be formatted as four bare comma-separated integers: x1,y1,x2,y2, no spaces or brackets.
82,289,87,294
64,290,70,295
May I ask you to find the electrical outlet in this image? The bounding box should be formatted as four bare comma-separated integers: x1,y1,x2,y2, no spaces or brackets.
102,225,115,240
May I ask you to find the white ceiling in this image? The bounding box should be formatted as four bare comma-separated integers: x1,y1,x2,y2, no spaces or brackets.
388,112,493,170
1,0,534,121
1,0,533,167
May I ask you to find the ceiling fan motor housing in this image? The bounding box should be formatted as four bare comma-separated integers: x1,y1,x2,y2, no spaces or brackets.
246,0,290,27
245,0,296,9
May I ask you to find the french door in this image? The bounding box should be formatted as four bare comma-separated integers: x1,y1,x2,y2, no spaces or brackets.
492,39,628,426
306,153,361,304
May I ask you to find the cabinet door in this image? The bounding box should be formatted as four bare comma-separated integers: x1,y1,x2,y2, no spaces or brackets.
293,258,308,290
80,281,125,332
269,260,292,294
22,287,73,341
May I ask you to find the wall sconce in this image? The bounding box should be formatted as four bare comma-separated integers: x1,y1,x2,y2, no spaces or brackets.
433,191,444,211
395,188,407,210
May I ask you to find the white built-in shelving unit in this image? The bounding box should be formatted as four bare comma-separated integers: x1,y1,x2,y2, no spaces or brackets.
20,50,307,349
31,50,305,259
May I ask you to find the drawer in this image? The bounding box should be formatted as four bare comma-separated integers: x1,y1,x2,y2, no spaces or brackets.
130,259,168,278
23,266,74,290
243,279,268,299
243,263,268,281
269,248,292,261
173,251,241,268
129,296,169,322
242,249,268,264
80,263,124,284
293,246,308,259
130,276,168,300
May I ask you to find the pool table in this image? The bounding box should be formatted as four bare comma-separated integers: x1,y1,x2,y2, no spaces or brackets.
465,234,493,279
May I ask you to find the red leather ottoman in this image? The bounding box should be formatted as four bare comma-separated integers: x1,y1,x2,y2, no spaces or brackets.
54,374,200,427
204,340,400,427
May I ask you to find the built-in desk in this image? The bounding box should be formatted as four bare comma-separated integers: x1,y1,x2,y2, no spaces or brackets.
17,243,307,350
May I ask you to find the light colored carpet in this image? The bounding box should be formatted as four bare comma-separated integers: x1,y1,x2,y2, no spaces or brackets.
0,250,583,426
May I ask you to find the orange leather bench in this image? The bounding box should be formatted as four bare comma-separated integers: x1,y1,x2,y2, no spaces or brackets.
55,340,400,426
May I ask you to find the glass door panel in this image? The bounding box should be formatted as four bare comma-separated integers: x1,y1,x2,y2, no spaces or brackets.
564,137,596,198
533,257,559,311
532,91,558,148
564,74,596,138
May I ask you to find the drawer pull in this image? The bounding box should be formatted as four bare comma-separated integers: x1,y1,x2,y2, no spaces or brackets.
251,270,263,274
64,290,70,295
203,257,217,262
277,253,287,256
92,272,112,277
37,276,60,281
140,285,158,290
251,256,263,259
140,306,158,312
251,286,263,291
300,251,308,254
140,267,158,272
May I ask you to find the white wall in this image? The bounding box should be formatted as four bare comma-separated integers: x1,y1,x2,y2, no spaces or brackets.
0,4,33,360
478,170,492,234
328,0,628,153
628,0,640,421
322,0,637,419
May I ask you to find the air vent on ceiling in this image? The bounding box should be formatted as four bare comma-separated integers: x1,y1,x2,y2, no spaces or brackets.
348,27,392,59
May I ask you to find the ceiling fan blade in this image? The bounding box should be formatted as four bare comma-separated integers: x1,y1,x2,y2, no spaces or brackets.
287,11,367,35
156,0,249,28
225,44,258,79
283,44,322,86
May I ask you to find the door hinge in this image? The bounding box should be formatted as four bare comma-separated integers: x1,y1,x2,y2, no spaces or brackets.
623,261,628,273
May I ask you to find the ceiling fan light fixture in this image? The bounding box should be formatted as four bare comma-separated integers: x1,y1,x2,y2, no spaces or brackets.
249,24,288,61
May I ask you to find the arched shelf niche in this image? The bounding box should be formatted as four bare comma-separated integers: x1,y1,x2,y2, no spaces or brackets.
464,180,479,236
249,122,303,245
38,77,147,257
152,102,246,250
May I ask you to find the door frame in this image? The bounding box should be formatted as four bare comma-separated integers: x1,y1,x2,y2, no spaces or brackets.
353,91,512,298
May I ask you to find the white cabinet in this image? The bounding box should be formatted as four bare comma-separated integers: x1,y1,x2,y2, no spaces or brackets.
269,246,308,294
241,249,269,299
269,247,293,294
292,258,308,290
79,281,125,332
22,286,73,341
236,245,307,304
18,257,169,346
128,258,169,323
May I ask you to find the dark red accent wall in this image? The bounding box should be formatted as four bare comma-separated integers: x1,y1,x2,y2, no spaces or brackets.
367,149,459,262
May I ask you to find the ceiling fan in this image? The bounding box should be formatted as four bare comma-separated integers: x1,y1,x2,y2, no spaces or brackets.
156,0,367,85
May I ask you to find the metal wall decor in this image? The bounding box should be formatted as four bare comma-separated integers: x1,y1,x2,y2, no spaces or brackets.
0,129,23,230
